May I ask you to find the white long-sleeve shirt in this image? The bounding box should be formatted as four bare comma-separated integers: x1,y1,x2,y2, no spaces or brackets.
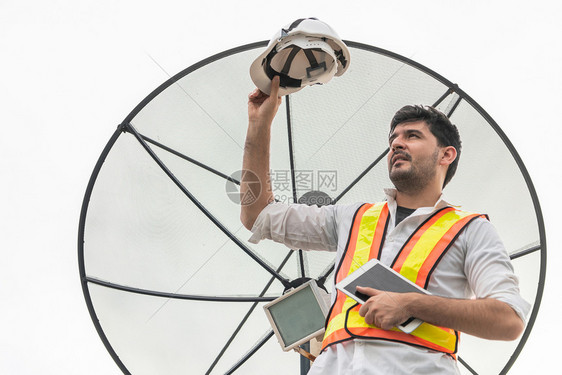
249,189,530,375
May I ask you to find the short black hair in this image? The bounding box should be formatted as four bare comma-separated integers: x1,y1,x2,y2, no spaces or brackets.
390,105,461,188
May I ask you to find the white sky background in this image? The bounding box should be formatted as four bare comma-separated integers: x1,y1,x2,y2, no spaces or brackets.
1,0,560,374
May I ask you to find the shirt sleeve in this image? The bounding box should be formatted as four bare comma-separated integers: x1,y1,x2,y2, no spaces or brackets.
248,202,340,252
462,218,531,322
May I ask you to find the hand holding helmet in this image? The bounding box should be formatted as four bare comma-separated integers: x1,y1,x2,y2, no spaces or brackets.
248,76,283,125
250,17,351,96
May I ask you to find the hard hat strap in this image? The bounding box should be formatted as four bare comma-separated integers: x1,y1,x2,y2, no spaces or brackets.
281,17,319,35
263,54,302,89
303,49,327,78
264,45,328,89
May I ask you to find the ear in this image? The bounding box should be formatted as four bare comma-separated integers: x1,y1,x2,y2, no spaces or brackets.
440,146,457,166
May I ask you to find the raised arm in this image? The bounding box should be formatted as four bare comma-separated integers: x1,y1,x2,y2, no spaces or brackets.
240,76,282,230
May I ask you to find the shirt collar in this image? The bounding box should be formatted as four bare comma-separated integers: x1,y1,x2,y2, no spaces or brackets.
383,188,455,215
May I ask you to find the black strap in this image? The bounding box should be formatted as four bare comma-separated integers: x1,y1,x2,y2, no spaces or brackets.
282,17,318,34
280,46,301,75
264,47,324,88
304,49,327,78
335,49,347,69
303,49,318,66
263,54,302,88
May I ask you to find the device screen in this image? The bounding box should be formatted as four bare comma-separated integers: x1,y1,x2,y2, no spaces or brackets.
342,263,425,303
268,284,325,347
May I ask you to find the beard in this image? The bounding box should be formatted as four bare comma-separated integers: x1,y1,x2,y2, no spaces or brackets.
389,149,439,194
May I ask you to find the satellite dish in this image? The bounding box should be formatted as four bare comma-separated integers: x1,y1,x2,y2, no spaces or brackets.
78,40,546,374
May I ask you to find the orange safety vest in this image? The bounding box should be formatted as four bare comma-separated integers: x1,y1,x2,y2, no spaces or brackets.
321,202,487,357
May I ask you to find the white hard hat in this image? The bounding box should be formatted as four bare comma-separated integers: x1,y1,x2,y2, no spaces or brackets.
250,18,350,96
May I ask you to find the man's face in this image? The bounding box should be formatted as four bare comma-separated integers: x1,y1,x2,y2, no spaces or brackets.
387,121,441,193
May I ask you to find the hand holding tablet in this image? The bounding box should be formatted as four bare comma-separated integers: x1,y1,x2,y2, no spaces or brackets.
335,259,429,333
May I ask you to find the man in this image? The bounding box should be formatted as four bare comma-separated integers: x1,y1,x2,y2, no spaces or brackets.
241,77,529,374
